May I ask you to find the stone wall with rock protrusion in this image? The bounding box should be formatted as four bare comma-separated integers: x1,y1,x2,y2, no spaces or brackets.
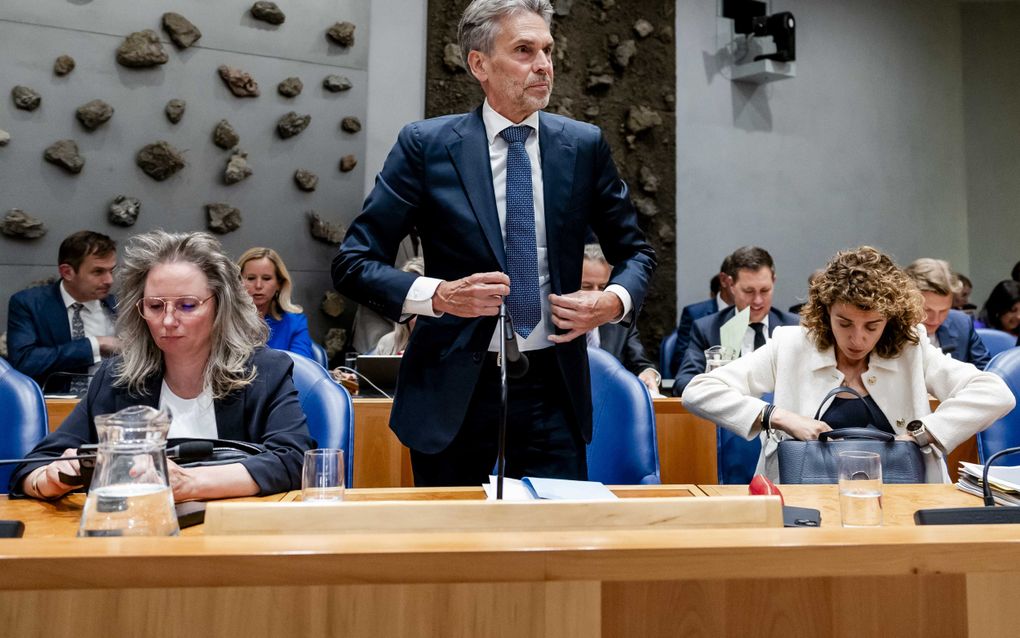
425,0,676,364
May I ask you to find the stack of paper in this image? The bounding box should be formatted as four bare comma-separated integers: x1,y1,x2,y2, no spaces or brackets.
483,476,619,501
956,462,1020,506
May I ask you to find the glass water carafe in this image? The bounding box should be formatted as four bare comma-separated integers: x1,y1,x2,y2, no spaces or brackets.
78,405,180,537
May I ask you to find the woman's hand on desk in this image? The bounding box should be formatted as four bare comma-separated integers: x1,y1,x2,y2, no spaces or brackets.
167,459,260,502
28,448,80,499
770,408,832,441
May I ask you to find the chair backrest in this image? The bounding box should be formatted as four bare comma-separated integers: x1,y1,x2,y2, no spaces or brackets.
659,331,677,379
586,347,660,484
309,341,330,369
978,347,1020,466
282,351,355,486
976,329,1019,359
0,357,48,492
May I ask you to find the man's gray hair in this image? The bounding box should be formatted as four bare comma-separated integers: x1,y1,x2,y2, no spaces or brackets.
113,230,269,399
583,243,608,265
458,0,553,71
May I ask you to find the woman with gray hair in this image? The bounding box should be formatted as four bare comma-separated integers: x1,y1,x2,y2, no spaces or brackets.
11,231,314,501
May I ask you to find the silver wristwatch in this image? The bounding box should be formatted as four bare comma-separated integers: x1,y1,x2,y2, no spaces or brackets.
906,420,933,448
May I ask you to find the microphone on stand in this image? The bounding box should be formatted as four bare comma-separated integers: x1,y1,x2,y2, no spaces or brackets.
495,303,530,500
914,445,1020,525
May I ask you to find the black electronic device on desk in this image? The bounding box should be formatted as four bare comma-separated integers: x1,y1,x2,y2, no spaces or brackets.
0,520,26,538
915,446,1020,525
353,355,401,398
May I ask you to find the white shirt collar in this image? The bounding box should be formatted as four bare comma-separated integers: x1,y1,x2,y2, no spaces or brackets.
59,280,102,312
482,99,541,146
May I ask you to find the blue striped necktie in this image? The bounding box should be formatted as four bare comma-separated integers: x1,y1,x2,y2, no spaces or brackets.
499,125,541,338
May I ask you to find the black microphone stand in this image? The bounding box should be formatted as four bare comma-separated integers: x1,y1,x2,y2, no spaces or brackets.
914,445,1020,525
496,303,510,500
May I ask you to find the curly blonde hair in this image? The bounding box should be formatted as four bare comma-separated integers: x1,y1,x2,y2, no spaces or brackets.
801,246,924,359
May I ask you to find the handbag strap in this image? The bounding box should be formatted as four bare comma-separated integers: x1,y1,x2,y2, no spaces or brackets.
818,428,893,442
812,385,884,425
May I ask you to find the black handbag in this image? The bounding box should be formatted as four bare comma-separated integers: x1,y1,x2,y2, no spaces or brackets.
777,386,927,484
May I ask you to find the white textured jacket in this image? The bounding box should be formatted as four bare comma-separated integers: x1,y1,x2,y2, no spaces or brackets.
682,325,1015,483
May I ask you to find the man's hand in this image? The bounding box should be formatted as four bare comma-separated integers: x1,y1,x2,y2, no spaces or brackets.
433,272,510,318
548,290,624,344
97,336,122,357
638,369,661,394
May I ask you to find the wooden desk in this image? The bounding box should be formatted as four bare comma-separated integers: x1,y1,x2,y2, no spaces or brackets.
1,485,1017,637
45,397,979,487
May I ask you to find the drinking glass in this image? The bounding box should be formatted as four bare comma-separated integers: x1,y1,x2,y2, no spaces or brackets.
704,345,738,373
302,449,345,502
838,451,883,527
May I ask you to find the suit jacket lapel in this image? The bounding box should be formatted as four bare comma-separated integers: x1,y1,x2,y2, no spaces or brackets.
45,282,72,344
114,375,161,412
539,113,577,295
448,108,506,270
215,389,246,441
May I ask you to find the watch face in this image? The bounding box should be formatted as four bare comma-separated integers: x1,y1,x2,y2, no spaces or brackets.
907,420,923,433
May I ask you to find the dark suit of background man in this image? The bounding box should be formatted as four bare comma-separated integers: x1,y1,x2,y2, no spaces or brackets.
581,243,661,395
905,258,990,370
333,0,655,486
7,231,121,392
668,256,735,377
673,246,799,394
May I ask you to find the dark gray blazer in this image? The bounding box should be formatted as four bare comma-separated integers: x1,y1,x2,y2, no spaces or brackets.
9,348,314,496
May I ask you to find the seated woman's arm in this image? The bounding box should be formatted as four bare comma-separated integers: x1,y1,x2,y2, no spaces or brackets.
682,334,832,441
10,363,112,499
233,349,315,496
919,338,1015,454
287,313,314,359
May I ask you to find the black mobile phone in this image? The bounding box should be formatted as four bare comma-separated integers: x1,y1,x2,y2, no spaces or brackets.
0,520,26,538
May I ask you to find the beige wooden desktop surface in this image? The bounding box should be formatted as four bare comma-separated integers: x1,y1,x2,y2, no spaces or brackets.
2,484,1018,637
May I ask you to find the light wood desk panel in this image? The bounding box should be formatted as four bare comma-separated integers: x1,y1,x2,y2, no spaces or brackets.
1,485,1018,637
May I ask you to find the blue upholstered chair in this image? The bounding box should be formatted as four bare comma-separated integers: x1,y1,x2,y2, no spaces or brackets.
586,347,660,484
976,329,1018,359
309,341,330,369
713,391,771,484
659,331,677,379
283,351,355,486
0,357,48,492
978,348,1020,466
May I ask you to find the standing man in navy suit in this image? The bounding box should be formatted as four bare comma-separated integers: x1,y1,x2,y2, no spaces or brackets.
905,258,990,370
673,246,799,394
7,231,120,392
333,0,655,486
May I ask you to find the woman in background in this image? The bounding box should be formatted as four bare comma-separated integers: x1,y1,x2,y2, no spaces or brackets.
683,246,1014,483
976,279,1020,337
238,247,313,359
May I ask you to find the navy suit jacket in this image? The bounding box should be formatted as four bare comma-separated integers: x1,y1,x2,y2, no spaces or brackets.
673,306,801,395
598,322,656,377
6,282,116,390
936,309,990,370
9,348,314,496
669,297,719,377
332,107,656,454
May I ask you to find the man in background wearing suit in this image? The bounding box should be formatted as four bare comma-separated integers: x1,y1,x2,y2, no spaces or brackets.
333,0,655,486
581,244,660,394
668,255,734,377
673,246,799,394
7,231,120,392
905,258,990,370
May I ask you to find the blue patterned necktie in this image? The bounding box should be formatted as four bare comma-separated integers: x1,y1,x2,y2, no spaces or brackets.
499,125,541,338
70,303,89,394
